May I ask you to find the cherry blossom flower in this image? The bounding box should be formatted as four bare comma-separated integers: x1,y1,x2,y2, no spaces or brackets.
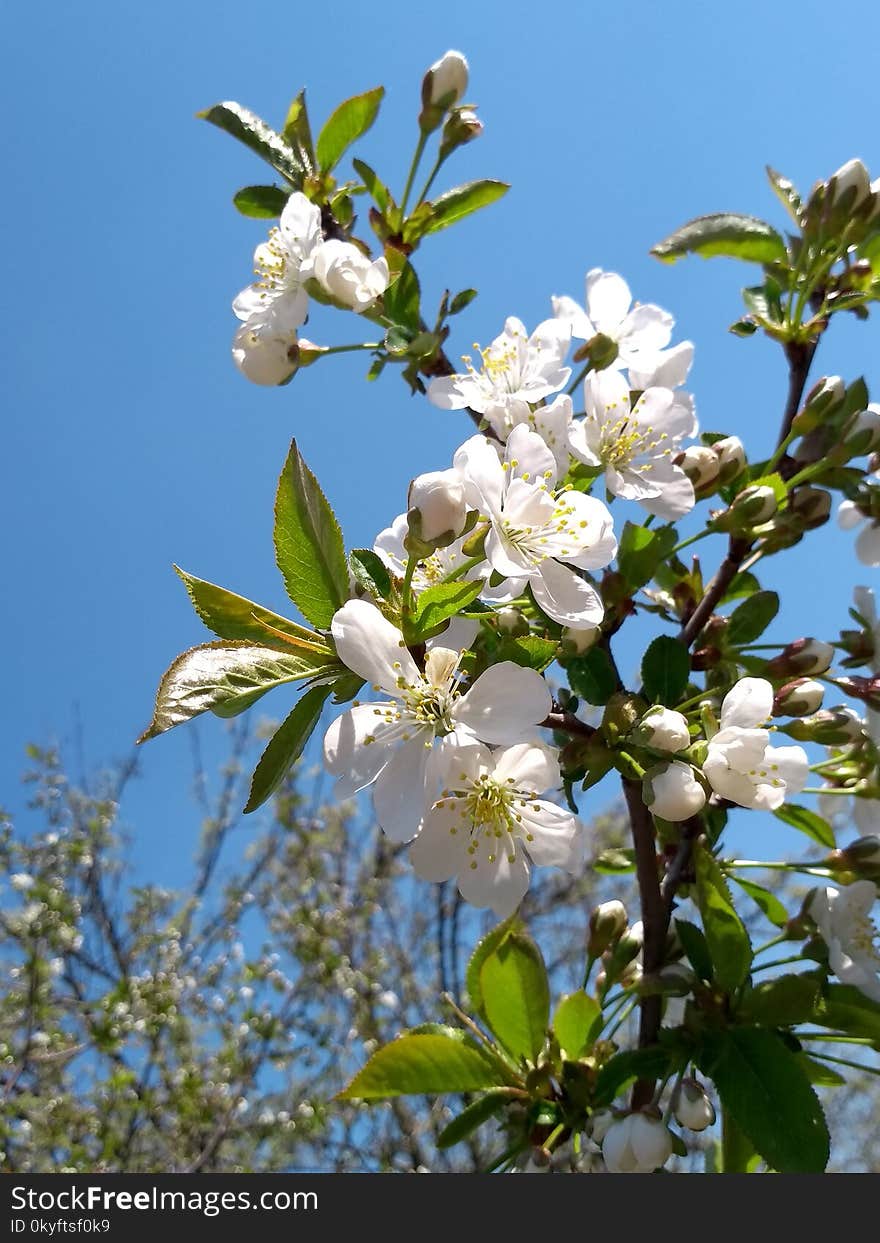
703,678,809,810
312,240,389,310
232,192,323,326
323,601,551,842
838,474,880,566
602,1113,673,1173
568,369,696,519
644,760,707,821
373,515,486,594
426,317,571,435
408,740,583,916
552,269,673,370
809,881,880,1002
454,425,617,629
231,300,301,386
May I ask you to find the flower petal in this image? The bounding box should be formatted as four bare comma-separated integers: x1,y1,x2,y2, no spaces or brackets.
323,705,397,796
373,736,432,842
492,741,560,793
530,559,604,629
331,600,418,693
519,801,582,868
720,677,773,729
586,269,632,335
457,841,531,918
409,802,468,882
856,522,880,566
455,662,552,745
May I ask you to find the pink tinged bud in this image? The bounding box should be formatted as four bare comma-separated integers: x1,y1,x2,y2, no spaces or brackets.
773,678,825,717
407,470,468,542
678,445,720,490
766,637,835,677
425,50,469,106
636,707,691,754
644,761,707,822
829,158,871,208
602,1113,674,1173
674,1079,716,1132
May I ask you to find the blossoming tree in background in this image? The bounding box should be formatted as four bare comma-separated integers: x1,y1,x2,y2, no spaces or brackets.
140,52,880,1172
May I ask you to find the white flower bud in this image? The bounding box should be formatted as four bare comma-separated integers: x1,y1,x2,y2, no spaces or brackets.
644,761,707,821
426,50,469,106
829,158,871,207
588,1109,614,1144
636,706,691,754
562,626,600,654
496,606,527,635
730,484,777,525
674,1079,716,1132
602,1113,674,1173
407,470,468,542
588,899,628,957
678,445,720,490
844,406,880,455
713,435,746,482
313,240,389,310
773,678,825,717
766,637,834,677
232,306,299,386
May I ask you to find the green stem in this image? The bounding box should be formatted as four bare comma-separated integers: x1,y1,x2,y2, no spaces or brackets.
318,341,382,357
670,527,714,556
565,361,593,396
751,954,808,973
441,554,486,585
797,1033,878,1046
400,132,429,216
805,1051,880,1078
763,428,798,477
753,932,790,956
606,999,637,1040
401,554,417,620
416,153,447,206
727,859,831,878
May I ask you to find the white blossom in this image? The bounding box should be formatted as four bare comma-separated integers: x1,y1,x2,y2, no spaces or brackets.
552,269,673,369
408,469,468,541
602,1113,673,1173
645,760,707,821
232,192,323,325
232,299,300,386
426,50,468,105
637,707,691,753
409,740,583,917
809,881,880,1002
829,158,871,206
703,678,809,810
568,369,696,519
838,476,880,567
323,601,551,842
313,240,389,309
427,317,571,436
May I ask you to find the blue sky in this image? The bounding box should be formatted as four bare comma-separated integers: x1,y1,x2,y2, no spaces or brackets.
3,0,879,881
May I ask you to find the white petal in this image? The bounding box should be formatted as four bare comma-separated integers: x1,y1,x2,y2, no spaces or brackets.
721,678,774,729
854,586,877,627
618,303,674,359
838,499,864,531
506,423,558,487
428,615,480,653
530,559,604,629
455,433,505,515
492,741,560,793
427,374,472,410
628,341,694,390
455,662,551,745
457,841,531,918
409,802,468,881
519,801,581,867
323,705,397,795
331,599,418,693
637,461,696,520
373,736,432,842
584,368,631,421
485,526,535,579
765,744,809,795
551,294,593,341
586,270,631,334
856,522,880,566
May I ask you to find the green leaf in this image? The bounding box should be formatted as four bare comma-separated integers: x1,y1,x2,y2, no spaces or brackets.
480,932,550,1064
617,522,678,590
282,89,315,171
349,549,392,601
726,590,779,645
746,471,787,505
337,1029,503,1100
422,180,509,235
722,570,760,602
813,984,880,1044
274,440,350,628
316,87,384,172
766,166,802,226
211,685,276,719
137,642,327,743
694,845,752,991
698,1028,829,1172
567,647,617,706
352,158,393,215
243,685,331,813
174,567,333,655
553,992,600,1059
406,579,483,641
593,847,636,874
674,918,714,982
593,1047,672,1107
495,636,557,672
651,213,787,266
383,261,421,332
641,634,690,704
449,288,478,315
740,972,821,1026
198,101,304,185
437,1089,512,1149
465,916,519,1021
727,874,789,928
798,1055,846,1087
773,803,835,850
232,185,289,219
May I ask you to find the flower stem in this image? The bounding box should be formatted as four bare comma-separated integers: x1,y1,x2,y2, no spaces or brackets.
441,555,485,585
416,153,447,207
805,1051,880,1077
565,361,593,396
670,528,713,556
400,132,429,217
751,954,808,973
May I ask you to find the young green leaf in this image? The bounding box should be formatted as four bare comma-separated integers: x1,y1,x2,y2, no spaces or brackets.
772,803,835,849
812,983,880,1044
617,522,678,590
349,549,392,601
232,185,289,219
137,642,329,743
694,845,752,991
567,647,617,705
274,440,350,628
243,685,331,814
465,916,519,1020
479,930,550,1064
766,166,803,226
383,261,421,332
436,1090,512,1149
674,918,714,982
739,972,820,1027
174,567,332,654
651,213,788,266
421,180,509,235
352,158,393,215
494,636,557,672
641,634,690,704
553,992,601,1059
336,1029,504,1100
698,1028,829,1172
727,874,789,928
406,579,483,641
593,1046,672,1107
198,101,304,185
282,89,316,171
316,87,384,173
725,590,779,645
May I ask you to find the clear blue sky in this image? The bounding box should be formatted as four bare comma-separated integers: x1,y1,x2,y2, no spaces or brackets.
3,0,879,879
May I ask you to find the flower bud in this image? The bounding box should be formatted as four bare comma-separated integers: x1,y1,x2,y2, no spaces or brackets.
789,486,831,530
634,707,691,754
639,962,695,997
407,470,468,544
313,240,389,309
643,761,707,822
588,900,628,958
765,638,835,678
727,484,778,528
828,158,871,208
232,308,300,386
843,405,880,457
439,107,483,160
561,625,601,655
601,923,643,989
677,445,720,491
601,692,646,744
713,435,746,484
783,707,865,745
674,1079,716,1132
588,1109,614,1144
773,678,825,717
602,1113,674,1173
420,51,469,132
792,376,846,435
843,834,880,865
495,606,528,637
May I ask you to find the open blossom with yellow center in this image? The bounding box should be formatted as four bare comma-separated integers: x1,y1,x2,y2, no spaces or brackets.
552,268,674,370
568,369,696,519
703,678,808,810
426,316,571,435
232,192,323,327
454,424,617,630
409,740,584,917
809,881,880,1003
323,601,551,843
